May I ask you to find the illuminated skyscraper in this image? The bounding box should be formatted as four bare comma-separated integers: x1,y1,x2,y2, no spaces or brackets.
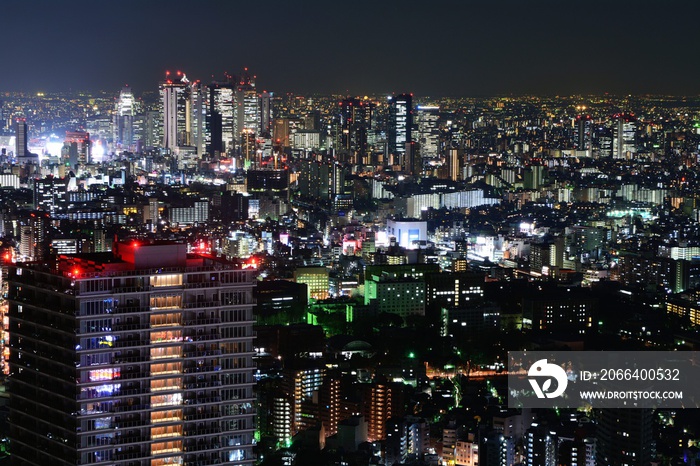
15,120,27,156
14,119,35,162
595,126,613,158
8,240,257,466
189,80,209,156
210,78,235,154
64,131,91,165
447,147,460,181
403,141,418,176
160,71,191,151
574,114,593,153
415,105,440,159
339,97,372,161
143,110,161,150
114,86,135,149
234,70,260,152
612,114,637,159
388,94,413,165
260,91,272,135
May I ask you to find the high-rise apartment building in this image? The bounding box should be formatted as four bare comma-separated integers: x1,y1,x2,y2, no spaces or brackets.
8,240,256,466
362,382,404,442
596,409,654,466
525,423,557,466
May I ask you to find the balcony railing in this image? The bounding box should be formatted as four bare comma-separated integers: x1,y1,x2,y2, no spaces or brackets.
183,365,221,374
183,301,221,309
183,397,222,406
183,318,221,326
183,411,221,421
183,350,222,358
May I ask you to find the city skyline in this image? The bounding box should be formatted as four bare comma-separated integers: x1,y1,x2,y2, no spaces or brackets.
4,0,700,96
1,70,700,466
4,3,700,465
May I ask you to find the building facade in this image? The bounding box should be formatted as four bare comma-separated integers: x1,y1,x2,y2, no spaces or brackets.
8,240,256,466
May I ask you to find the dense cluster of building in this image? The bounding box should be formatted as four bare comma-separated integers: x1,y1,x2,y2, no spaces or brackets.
0,78,699,466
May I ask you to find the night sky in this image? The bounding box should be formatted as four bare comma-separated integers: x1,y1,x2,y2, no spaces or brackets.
3,0,700,96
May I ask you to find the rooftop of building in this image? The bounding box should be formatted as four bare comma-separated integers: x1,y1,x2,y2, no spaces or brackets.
29,239,249,279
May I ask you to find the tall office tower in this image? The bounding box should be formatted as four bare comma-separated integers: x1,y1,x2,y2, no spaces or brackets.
8,240,257,466
210,79,235,154
114,86,135,149
64,131,92,165
596,409,654,466
339,97,372,161
15,119,28,157
15,119,32,159
388,94,413,165
234,70,260,150
574,114,593,153
403,141,418,176
297,159,345,202
260,91,272,135
190,81,210,157
612,114,637,159
160,71,192,151
415,106,440,159
595,126,613,158
143,110,161,150
447,147,461,181
241,130,256,166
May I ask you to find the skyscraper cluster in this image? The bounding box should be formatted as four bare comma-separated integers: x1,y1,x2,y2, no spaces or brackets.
0,86,699,466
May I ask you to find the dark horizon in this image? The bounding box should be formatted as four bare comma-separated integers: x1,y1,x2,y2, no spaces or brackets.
4,0,700,96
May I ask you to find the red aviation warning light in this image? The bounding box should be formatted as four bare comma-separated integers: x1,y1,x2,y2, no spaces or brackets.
243,258,258,270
